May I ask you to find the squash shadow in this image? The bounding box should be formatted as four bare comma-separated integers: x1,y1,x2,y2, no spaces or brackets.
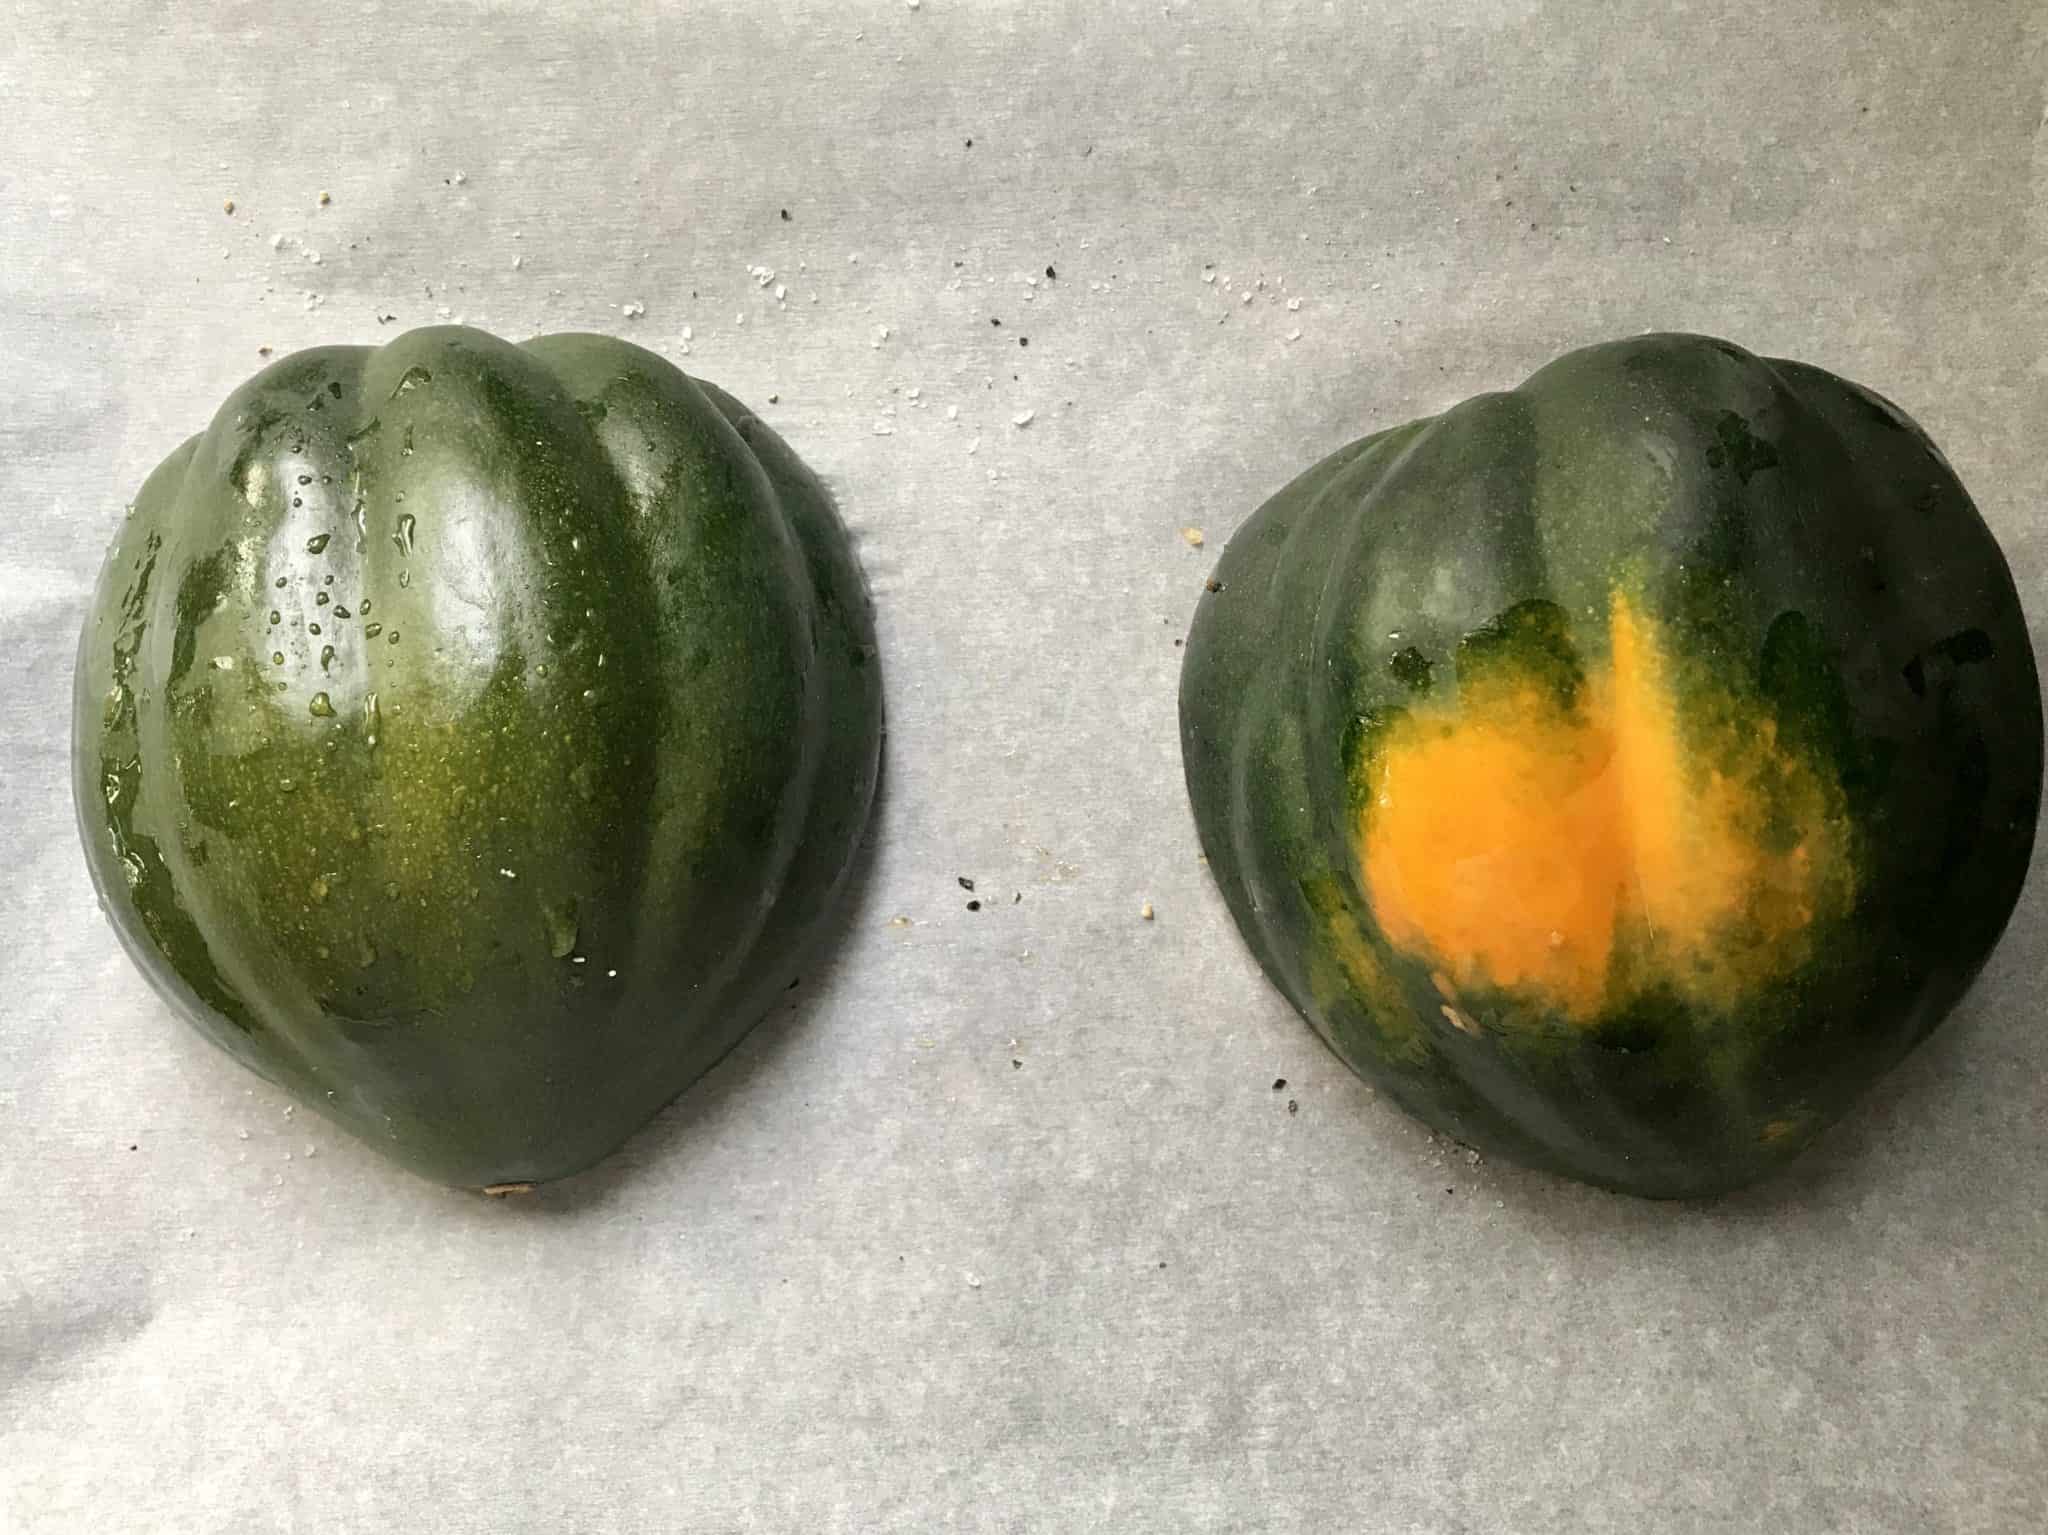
1461,966,2034,1231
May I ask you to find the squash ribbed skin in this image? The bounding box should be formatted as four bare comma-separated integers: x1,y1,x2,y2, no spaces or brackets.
1179,334,2040,1197
75,327,882,1188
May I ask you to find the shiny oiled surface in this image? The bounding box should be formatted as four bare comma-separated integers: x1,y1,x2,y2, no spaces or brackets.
73,328,882,1186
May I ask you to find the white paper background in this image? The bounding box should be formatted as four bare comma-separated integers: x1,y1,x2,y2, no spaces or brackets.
4,2,2046,1530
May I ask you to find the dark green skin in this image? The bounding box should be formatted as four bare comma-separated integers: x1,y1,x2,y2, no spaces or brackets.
1180,333,2042,1198
75,326,882,1188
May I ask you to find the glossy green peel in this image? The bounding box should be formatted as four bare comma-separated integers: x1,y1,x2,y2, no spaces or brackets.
76,327,882,1188
1179,334,2042,1197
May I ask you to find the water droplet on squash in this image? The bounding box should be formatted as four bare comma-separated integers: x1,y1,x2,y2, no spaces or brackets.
365,622,383,639
308,622,321,636
319,644,336,671
306,533,331,554
398,569,411,588
544,899,579,959
309,875,330,902
274,576,288,589
308,691,334,718
390,364,432,399
393,514,415,557
271,651,285,666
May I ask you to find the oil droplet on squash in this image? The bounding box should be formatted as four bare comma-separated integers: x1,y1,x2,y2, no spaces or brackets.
1359,592,1851,1019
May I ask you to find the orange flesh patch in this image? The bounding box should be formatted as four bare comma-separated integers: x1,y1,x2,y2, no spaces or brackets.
1361,594,1846,1019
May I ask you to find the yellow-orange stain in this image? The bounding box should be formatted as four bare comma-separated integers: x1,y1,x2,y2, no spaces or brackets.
1298,873,1426,1061
1360,593,1850,1020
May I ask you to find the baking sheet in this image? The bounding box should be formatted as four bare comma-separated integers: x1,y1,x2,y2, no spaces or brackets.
3,2,2045,1529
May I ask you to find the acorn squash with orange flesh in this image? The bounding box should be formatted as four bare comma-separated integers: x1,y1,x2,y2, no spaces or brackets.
1179,333,2040,1197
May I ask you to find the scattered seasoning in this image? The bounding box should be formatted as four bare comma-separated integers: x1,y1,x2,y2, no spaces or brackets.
257,346,273,356
1272,1078,1287,1091
965,138,973,148
1287,1100,1299,1115
1011,1059,1022,1069
1181,527,1205,548
1140,902,1155,921
1018,337,1028,347
1011,409,1034,427
887,915,912,928
767,393,779,404
1204,578,1223,593
779,208,790,221
990,317,1001,326
1045,265,1056,279
318,190,331,207
966,900,982,912
222,198,235,215
958,876,976,891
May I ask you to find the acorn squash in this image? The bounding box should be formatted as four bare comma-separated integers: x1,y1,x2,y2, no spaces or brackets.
1179,333,2040,1196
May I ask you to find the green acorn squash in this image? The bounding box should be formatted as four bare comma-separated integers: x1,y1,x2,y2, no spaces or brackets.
1179,333,2041,1197
75,326,882,1188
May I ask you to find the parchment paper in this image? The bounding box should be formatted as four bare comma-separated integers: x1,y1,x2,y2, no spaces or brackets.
3,3,2045,1529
